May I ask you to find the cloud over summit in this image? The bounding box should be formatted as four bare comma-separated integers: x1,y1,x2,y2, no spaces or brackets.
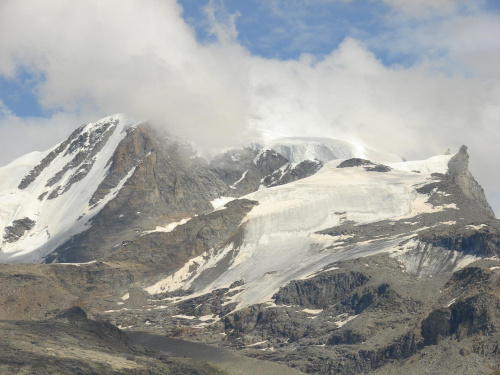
0,0,499,212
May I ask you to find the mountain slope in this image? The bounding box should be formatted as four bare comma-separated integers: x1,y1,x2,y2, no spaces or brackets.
0,114,499,375
1,114,401,264
0,115,132,262
144,148,494,308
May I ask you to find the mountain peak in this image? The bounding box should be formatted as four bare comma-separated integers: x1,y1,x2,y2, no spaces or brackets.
447,145,495,218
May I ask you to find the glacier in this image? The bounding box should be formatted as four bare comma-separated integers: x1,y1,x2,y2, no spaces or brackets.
257,136,402,164
146,154,458,307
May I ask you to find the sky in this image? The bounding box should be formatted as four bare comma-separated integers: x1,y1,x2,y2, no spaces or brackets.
0,0,499,214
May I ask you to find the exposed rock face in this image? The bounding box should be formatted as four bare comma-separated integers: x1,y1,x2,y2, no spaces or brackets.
55,305,88,320
253,149,290,177
176,287,238,317
262,159,323,187
46,119,118,199
421,293,499,345
365,164,392,172
20,118,120,201
46,124,232,263
418,221,500,258
18,125,86,190
88,122,154,207
273,270,369,308
337,158,373,168
209,148,289,195
3,217,36,243
108,199,257,271
447,145,495,218
336,158,391,172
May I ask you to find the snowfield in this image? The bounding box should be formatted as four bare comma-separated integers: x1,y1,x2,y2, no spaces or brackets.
147,154,456,307
259,136,402,164
0,112,462,309
0,114,134,263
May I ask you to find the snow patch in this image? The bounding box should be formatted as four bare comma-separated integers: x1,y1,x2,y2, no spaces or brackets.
142,218,191,234
259,136,401,164
245,340,267,348
210,197,236,210
303,309,323,315
230,170,248,189
388,154,452,174
466,224,488,230
441,221,457,226
298,266,339,280
172,314,195,320
146,244,235,294
334,314,358,327
145,253,206,294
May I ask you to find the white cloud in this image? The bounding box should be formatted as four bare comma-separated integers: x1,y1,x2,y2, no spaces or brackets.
0,0,499,214
203,0,240,44
0,0,252,153
248,38,500,158
0,105,98,165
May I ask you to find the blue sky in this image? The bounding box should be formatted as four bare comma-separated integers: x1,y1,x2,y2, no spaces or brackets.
182,0,391,61
1,0,498,117
1,0,493,119
0,70,48,117
0,0,499,213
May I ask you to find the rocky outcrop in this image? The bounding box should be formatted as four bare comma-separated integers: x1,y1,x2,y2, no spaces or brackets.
365,164,392,172
262,159,323,187
18,125,86,190
273,270,369,308
176,287,238,317
336,158,391,172
88,123,153,207
447,145,495,218
209,148,289,196
55,305,89,321
3,217,36,243
46,119,118,199
107,199,257,269
418,221,500,258
337,158,373,168
422,293,499,345
338,283,404,315
46,124,232,263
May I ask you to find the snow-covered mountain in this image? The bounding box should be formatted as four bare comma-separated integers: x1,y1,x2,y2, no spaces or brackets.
0,114,406,264
0,114,134,262
0,114,494,273
144,150,492,308
1,114,499,374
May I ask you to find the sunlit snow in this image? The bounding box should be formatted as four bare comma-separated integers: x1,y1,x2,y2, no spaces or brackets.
0,114,135,263
147,153,457,308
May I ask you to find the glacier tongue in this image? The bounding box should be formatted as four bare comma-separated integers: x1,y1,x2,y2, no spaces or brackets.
157,155,455,307
0,114,136,263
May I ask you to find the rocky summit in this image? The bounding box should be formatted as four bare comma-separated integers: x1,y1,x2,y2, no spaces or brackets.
0,114,499,374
